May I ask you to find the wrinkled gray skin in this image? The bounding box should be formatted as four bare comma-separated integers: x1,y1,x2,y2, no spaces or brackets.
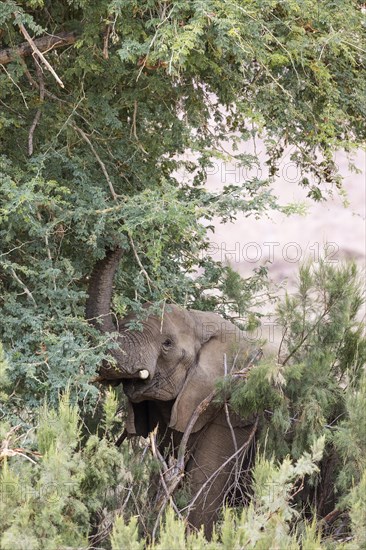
86,248,258,537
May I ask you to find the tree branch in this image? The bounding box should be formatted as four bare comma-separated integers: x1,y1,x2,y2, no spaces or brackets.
128,234,153,292
183,416,259,517
9,267,37,305
71,124,118,200
28,62,44,156
16,22,65,88
0,31,78,66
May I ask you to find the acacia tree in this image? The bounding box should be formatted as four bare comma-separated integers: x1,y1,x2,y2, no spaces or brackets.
0,1,365,415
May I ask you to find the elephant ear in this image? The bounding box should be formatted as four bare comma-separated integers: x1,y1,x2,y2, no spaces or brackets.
169,331,228,433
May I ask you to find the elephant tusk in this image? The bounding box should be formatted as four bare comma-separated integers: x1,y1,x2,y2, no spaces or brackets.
138,369,149,380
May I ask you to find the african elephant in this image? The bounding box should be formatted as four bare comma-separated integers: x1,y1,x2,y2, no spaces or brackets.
86,248,260,537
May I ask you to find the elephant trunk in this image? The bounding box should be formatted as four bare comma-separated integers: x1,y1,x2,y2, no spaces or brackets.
86,247,151,381
86,248,127,378
86,248,123,333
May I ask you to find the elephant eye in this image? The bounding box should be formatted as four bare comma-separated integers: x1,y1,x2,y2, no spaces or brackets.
162,338,173,350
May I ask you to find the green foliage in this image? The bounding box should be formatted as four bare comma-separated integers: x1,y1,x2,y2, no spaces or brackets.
0,0,365,420
1,393,89,549
347,469,366,548
225,261,366,461
0,390,136,549
101,389,123,437
215,261,366,540
108,440,326,549
110,515,144,550
37,391,80,455
333,373,366,500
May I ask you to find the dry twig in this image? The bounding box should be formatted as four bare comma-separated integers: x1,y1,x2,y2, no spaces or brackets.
16,20,65,88
0,426,41,465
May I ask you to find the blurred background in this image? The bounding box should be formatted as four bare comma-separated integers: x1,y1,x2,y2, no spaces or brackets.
205,147,365,288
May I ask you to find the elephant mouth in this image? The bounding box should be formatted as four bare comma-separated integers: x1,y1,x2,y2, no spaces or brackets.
93,374,151,401
122,378,151,401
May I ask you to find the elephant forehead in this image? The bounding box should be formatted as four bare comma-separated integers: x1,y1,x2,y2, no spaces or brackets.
121,306,196,339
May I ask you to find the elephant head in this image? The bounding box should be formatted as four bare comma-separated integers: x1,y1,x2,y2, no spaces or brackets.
86,248,256,435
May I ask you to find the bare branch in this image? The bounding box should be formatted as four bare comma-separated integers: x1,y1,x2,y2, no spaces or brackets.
103,22,111,60
130,100,138,139
1,426,41,465
183,416,259,517
129,100,148,154
9,267,37,305
177,389,216,472
28,110,42,155
16,21,66,88
0,30,78,66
